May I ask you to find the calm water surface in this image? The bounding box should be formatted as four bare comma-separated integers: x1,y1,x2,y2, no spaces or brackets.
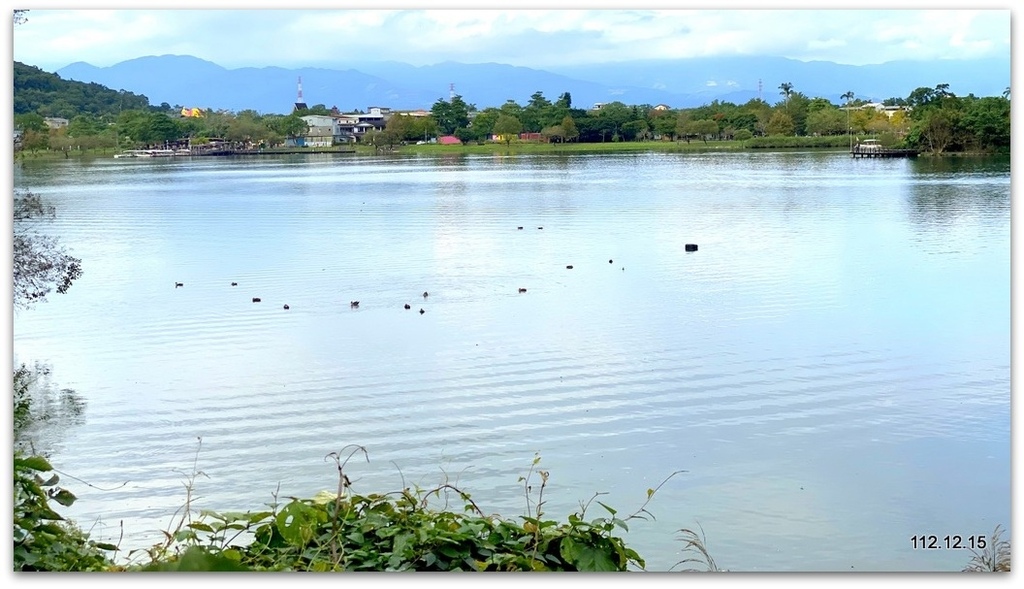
12,151,1010,572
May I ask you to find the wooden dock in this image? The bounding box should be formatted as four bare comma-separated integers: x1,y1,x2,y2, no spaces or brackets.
850,144,918,158
191,147,356,157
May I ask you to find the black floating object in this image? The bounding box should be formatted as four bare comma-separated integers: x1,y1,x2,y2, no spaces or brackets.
252,297,261,303
283,304,290,310
609,259,613,264
538,226,543,230
404,303,411,310
566,265,574,269
350,301,360,308
685,243,698,252
517,226,523,230
175,282,183,288
419,308,425,315
518,288,527,293
231,282,238,286
423,291,429,298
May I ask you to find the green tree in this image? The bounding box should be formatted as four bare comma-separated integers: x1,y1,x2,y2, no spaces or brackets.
685,119,718,144
805,107,846,136
409,116,438,142
674,111,692,141
540,124,565,143
13,191,82,309
66,114,103,138
15,112,47,133
620,119,650,141
499,100,524,121
431,94,470,135
778,82,794,111
561,115,579,143
841,91,856,148
765,111,795,136
266,113,308,140
384,114,413,142
786,92,811,135
596,102,631,142
522,91,552,132
454,126,479,144
961,96,1010,150
225,113,266,145
492,114,522,145
470,107,501,139
918,108,957,153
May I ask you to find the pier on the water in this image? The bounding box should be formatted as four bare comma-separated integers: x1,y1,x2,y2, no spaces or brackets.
850,140,918,158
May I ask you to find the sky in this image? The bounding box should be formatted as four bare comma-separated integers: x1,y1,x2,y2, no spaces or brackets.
8,1,1014,74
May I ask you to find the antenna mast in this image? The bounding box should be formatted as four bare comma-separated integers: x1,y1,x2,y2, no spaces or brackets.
294,76,308,111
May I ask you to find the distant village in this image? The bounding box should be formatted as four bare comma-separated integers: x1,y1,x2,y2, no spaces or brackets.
15,74,936,156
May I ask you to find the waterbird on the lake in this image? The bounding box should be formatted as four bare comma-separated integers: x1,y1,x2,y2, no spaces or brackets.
538,226,543,230
231,282,237,286
252,297,261,303
404,304,411,309
518,226,523,230
419,308,425,314
283,304,290,310
566,265,574,269
423,291,429,298
519,288,527,293
350,301,360,308
175,282,183,288
609,259,613,264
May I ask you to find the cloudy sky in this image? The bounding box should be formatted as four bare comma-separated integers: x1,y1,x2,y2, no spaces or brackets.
8,2,1015,73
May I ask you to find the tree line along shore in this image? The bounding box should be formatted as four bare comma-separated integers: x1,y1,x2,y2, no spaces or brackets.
14,61,1010,158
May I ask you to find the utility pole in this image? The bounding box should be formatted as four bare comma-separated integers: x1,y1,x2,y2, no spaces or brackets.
842,91,855,152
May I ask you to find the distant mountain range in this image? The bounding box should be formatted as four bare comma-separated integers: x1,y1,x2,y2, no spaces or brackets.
52,54,1010,115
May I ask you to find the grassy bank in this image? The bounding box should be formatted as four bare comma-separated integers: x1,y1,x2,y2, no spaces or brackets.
30,138,1004,160
374,139,752,156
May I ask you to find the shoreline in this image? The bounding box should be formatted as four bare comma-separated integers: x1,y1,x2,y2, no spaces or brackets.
12,141,1008,161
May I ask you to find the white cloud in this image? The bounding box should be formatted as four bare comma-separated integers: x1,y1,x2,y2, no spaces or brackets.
10,6,1012,72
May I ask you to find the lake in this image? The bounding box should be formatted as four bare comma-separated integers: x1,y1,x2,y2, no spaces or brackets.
11,150,1011,572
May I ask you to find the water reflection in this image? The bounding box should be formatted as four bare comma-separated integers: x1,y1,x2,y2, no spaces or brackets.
13,361,87,457
904,157,1010,233
10,151,1009,572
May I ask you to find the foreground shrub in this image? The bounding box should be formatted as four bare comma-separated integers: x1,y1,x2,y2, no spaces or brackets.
150,447,671,571
13,454,117,571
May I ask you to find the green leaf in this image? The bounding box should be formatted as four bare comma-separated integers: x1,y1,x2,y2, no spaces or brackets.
51,489,77,507
647,488,655,499
173,529,196,542
36,506,64,521
560,536,580,562
276,501,315,547
142,547,251,571
16,455,53,472
187,521,215,533
596,501,617,516
571,543,620,571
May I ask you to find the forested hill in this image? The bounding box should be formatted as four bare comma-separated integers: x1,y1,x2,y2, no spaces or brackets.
14,61,151,118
